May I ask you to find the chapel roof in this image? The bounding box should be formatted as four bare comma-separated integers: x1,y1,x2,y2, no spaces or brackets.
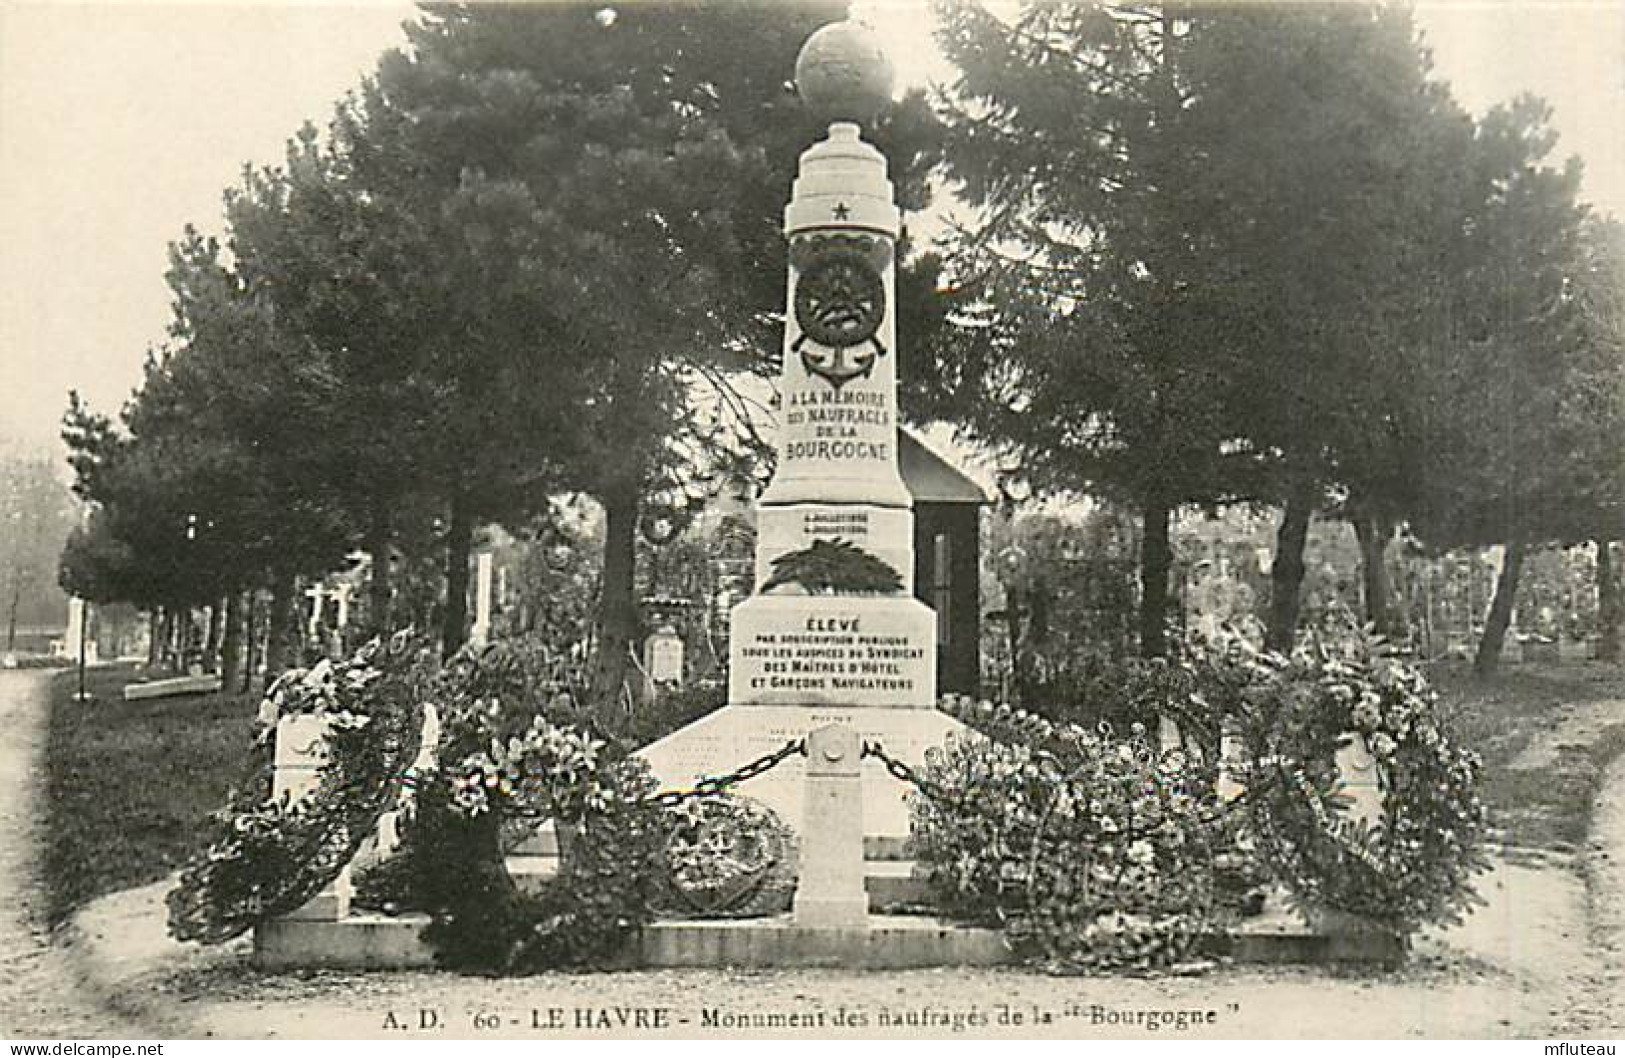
899,429,990,506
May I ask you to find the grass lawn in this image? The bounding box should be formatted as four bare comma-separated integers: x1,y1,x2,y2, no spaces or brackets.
42,664,257,925
1431,658,1625,849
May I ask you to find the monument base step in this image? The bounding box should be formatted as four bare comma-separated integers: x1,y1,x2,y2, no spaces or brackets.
863,860,930,909
515,828,915,862
251,907,1403,971
1209,902,1405,964
122,673,222,701
507,854,931,909
639,914,1010,969
253,914,436,970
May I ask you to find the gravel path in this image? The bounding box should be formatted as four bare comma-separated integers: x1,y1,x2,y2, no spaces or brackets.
67,849,1606,1039
1565,750,1625,1034
0,670,148,1038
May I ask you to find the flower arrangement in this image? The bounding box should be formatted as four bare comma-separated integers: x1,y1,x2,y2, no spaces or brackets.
912,704,1226,972
445,710,620,820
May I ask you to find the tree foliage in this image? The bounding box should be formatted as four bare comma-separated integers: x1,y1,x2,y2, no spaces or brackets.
925,1,1623,665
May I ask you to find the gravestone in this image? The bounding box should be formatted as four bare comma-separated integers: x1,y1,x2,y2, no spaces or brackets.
470,552,494,647
1333,733,1385,833
304,584,325,636
639,21,964,844
1217,724,1247,802
643,624,685,687
332,582,353,633
54,596,98,663
271,713,352,920
65,595,85,651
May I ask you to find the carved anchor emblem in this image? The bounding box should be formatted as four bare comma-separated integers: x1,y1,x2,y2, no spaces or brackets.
790,233,890,390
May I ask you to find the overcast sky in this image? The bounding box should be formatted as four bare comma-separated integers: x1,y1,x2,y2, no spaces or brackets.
2,1,1621,455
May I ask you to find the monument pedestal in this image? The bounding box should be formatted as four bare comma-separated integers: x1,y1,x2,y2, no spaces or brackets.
728,594,937,709
639,22,956,961
638,704,963,843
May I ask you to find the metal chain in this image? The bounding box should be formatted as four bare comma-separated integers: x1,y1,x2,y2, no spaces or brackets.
860,738,964,806
641,737,807,809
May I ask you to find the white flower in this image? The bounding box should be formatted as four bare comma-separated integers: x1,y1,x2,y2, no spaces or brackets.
1127,840,1155,865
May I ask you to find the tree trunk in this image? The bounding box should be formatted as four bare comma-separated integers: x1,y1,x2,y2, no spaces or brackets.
1015,582,1051,706
167,610,185,669
219,591,247,690
1596,538,1620,663
440,495,474,660
156,609,172,669
4,573,20,653
1003,584,1026,708
204,598,226,670
1139,497,1174,658
1474,540,1525,678
186,608,202,665
367,508,393,636
590,476,640,724
172,609,188,669
266,568,299,675
1266,488,1315,654
1353,513,1397,637
146,608,163,667
241,593,258,693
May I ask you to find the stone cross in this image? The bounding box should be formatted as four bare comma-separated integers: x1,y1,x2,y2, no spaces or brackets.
793,724,868,928
331,582,353,630
304,584,326,635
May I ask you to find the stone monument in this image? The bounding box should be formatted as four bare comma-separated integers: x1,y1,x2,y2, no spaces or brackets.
470,552,495,647
54,595,97,665
639,20,963,844
643,623,685,688
304,584,326,637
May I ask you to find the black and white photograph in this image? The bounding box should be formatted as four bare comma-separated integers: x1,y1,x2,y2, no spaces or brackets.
1,0,1623,1044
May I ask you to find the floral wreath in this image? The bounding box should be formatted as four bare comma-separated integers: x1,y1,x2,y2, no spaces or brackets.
654,794,797,918
1218,638,1491,933
167,633,428,944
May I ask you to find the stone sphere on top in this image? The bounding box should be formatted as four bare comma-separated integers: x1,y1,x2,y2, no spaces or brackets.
794,20,895,126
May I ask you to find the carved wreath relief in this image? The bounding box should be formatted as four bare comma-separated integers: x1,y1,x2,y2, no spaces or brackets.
791,232,890,390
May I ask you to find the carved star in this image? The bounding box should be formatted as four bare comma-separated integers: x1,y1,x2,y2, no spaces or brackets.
832,202,851,221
